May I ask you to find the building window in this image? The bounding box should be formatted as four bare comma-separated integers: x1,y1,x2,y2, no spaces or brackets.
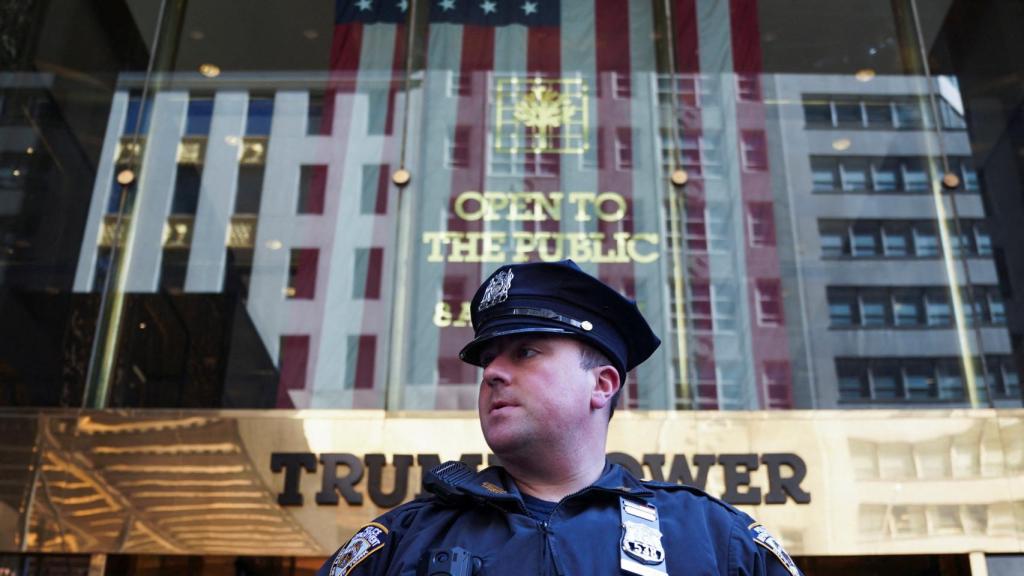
892,291,921,326
987,292,1006,324
925,290,952,326
171,164,202,214
871,158,900,192
447,71,472,97
755,280,784,327
836,356,1021,403
828,289,857,327
850,224,878,257
913,224,940,257
936,360,965,400
870,362,902,400
615,128,634,171
361,164,389,215
803,99,832,126
881,224,910,256
864,100,894,127
810,155,977,194
307,91,329,135
446,126,471,168
740,130,768,172
762,361,791,408
939,98,967,130
736,74,761,101
840,158,870,191
811,158,839,192
699,134,724,180
367,88,389,135
859,290,888,327
278,335,310,408
893,101,930,129
705,204,730,253
904,361,935,400
802,94,966,131
819,222,848,257
684,205,707,252
613,72,632,99
827,285,1004,329
123,92,153,135
352,247,384,300
901,157,930,192
287,248,318,300
185,94,214,136
834,99,864,127
297,164,327,214
345,334,377,390
747,202,776,247
235,165,265,214
712,282,738,332
246,94,274,136
974,225,992,256
837,360,869,400
689,281,713,331
821,219,992,259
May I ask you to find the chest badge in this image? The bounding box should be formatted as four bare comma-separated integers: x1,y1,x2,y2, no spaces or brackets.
621,520,665,565
619,497,668,576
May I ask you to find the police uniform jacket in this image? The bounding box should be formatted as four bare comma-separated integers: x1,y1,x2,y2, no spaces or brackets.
317,461,801,576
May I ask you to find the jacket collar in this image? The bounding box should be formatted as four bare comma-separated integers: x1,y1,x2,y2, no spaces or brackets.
424,460,654,507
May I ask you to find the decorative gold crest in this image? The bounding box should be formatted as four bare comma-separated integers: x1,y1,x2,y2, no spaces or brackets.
495,76,588,154
116,139,144,165
177,138,206,165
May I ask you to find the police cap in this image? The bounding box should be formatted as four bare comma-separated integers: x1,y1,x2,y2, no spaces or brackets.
458,260,661,379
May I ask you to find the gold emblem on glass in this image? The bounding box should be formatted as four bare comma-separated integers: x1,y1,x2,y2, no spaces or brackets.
240,137,267,165
495,76,588,154
177,138,206,165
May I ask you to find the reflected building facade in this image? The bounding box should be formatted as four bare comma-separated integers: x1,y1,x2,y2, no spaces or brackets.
2,1,1024,575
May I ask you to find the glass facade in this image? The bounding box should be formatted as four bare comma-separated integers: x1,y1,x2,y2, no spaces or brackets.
2,0,1024,571
3,0,1021,412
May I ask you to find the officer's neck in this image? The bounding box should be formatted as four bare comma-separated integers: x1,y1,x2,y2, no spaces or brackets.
502,445,607,502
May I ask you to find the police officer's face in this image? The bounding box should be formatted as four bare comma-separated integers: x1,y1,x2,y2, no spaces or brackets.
477,335,597,456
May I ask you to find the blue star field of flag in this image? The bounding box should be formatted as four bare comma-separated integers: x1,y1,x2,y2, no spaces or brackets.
336,0,559,26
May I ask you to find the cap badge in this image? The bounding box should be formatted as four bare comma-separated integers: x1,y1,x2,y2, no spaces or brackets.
478,270,514,311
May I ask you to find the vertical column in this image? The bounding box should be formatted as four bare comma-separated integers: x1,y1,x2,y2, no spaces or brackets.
185,92,248,292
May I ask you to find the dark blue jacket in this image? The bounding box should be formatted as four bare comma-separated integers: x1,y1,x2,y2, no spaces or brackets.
317,462,801,576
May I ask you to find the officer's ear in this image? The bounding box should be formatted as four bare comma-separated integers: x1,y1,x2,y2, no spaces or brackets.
589,364,620,412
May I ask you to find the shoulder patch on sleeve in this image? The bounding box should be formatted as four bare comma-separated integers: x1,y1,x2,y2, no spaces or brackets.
330,522,389,576
748,522,800,576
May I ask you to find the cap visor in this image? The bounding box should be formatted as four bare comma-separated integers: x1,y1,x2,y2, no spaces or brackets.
458,326,574,365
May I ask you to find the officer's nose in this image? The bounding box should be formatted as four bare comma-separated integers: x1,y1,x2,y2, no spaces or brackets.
481,353,511,388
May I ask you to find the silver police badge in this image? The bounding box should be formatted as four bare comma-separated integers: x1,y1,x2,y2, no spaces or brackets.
478,269,514,311
621,520,665,565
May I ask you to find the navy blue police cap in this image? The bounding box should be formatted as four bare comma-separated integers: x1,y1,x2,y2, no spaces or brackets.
459,260,661,379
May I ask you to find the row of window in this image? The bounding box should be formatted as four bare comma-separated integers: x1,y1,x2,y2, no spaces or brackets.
125,93,276,138
819,219,992,259
803,94,966,131
811,155,978,193
827,285,1006,328
837,356,1020,402
678,279,786,333
449,71,760,105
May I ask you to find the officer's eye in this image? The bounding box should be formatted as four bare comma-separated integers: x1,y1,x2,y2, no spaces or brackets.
516,346,538,360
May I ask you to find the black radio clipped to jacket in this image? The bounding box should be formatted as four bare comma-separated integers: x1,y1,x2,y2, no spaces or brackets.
420,547,482,576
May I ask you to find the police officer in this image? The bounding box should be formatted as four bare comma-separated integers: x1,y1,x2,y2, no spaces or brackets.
318,260,802,576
